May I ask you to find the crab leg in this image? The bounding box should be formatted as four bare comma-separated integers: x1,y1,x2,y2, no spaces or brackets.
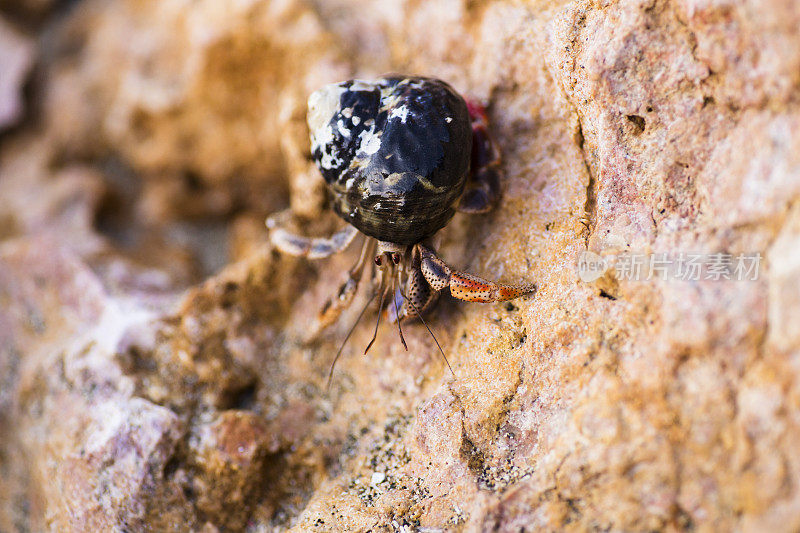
393,265,453,375
389,252,440,322
390,260,408,349
417,244,536,303
312,238,376,336
458,100,502,214
267,209,359,259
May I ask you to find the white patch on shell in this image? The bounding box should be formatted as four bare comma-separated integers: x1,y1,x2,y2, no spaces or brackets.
336,119,351,137
307,84,347,146
358,125,382,155
311,123,344,169
445,116,452,123
348,79,380,92
309,120,333,155
351,115,360,125
389,104,410,123
320,150,344,169
308,83,355,170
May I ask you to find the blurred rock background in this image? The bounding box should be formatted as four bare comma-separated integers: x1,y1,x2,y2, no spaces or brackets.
1,0,799,530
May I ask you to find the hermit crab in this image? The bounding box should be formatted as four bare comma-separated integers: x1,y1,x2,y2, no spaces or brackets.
267,76,535,379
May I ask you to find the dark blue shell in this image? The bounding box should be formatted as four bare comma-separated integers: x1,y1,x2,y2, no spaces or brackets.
308,76,472,245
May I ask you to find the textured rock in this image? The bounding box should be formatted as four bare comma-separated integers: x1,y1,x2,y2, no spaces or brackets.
1,0,800,531
192,410,279,529
42,0,348,220
0,16,34,131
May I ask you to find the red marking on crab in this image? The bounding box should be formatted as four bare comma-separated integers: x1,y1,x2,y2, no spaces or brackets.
450,273,493,302
449,271,534,303
465,98,489,124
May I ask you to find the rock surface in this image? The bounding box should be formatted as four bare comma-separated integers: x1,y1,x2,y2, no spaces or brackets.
1,0,799,531
0,16,34,131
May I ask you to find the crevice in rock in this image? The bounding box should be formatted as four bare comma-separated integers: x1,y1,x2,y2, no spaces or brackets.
542,5,597,248
669,402,689,530
672,504,695,530
92,158,142,249
576,121,597,248
460,426,486,477
625,114,646,134
598,289,616,300
220,379,258,411
563,497,583,524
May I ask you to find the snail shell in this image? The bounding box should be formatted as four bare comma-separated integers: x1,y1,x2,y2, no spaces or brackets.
307,76,472,245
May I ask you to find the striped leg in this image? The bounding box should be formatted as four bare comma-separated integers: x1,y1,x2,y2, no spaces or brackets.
417,244,536,303
312,238,376,335
389,266,441,323
267,209,358,259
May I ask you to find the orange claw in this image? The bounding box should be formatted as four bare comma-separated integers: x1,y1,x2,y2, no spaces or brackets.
449,271,536,303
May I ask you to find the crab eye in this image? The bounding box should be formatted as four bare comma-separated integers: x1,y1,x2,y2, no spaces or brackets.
391,253,401,264
375,256,383,266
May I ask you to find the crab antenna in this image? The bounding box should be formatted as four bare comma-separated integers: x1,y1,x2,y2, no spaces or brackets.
400,285,454,376
393,271,408,350
364,265,388,354
327,291,377,390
